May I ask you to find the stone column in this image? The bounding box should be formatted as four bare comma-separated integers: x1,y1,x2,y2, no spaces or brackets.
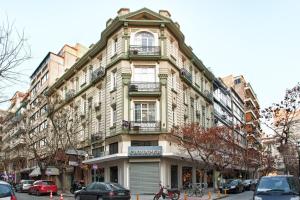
159,73,168,132
121,73,131,124
159,23,167,58
122,22,130,56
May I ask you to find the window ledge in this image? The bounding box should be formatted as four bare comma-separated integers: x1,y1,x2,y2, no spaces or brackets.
111,53,118,60
171,88,177,94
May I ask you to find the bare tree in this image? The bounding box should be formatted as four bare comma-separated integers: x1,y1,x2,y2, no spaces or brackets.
23,94,84,191
261,82,300,174
0,17,31,86
171,124,242,189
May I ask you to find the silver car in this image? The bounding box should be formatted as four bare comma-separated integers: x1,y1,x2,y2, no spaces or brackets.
16,180,34,192
0,181,17,200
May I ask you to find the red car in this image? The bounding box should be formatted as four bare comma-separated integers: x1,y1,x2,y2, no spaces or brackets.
28,180,57,196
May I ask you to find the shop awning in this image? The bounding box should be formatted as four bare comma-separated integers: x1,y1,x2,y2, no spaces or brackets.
45,167,60,176
29,167,41,177
65,149,87,157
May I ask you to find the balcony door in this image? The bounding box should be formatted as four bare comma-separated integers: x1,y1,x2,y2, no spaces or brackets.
134,31,154,47
134,102,156,122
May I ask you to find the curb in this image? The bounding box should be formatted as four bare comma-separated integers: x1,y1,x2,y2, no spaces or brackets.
213,194,229,200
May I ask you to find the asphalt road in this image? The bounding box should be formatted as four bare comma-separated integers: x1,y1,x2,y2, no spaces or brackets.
222,191,254,200
16,191,254,200
15,192,74,200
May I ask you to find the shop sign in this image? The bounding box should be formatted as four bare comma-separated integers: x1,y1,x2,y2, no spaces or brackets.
69,161,79,166
128,146,162,157
92,164,98,170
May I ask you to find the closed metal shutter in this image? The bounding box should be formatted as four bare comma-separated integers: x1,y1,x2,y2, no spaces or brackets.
130,162,160,194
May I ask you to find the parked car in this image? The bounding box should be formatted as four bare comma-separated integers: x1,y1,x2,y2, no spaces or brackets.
74,182,130,200
0,180,17,200
242,179,256,191
253,175,300,200
219,179,244,193
15,180,34,192
28,180,57,196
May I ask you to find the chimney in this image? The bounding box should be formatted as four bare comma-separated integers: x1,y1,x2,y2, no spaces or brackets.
159,10,171,18
117,8,130,16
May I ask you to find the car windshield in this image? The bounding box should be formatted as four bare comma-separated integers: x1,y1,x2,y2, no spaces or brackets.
24,180,34,184
257,177,300,194
42,181,55,185
227,180,238,185
243,180,251,184
0,184,12,198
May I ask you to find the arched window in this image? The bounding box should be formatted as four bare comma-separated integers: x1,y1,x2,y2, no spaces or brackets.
134,31,154,47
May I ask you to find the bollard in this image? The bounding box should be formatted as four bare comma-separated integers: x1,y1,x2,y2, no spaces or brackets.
136,193,139,200
184,191,188,200
60,194,64,200
208,191,211,200
217,190,221,198
50,191,53,199
224,189,227,195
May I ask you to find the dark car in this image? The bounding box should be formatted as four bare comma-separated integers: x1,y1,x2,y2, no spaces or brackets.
253,175,300,200
0,180,17,200
15,180,34,192
219,179,244,194
243,179,256,191
75,182,130,200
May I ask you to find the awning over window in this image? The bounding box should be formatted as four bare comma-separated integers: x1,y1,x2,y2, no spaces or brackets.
29,167,41,177
45,167,60,176
65,149,87,157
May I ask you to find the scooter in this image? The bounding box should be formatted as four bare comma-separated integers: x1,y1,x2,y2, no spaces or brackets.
153,183,180,200
70,181,84,194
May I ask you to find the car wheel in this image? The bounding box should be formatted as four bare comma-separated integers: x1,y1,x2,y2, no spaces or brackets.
75,195,80,200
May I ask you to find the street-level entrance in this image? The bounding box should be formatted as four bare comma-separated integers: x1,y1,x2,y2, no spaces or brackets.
129,162,160,194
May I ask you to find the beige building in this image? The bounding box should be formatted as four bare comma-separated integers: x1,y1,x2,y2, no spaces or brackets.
21,44,87,183
46,8,215,193
222,75,261,150
0,92,28,181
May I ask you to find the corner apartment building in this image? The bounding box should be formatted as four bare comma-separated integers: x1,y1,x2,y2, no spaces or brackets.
222,75,261,151
25,44,87,180
46,8,215,193
0,92,28,181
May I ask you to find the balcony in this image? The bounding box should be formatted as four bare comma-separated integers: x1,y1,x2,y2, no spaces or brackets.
91,67,105,83
10,137,26,149
128,82,161,97
127,121,161,133
91,131,104,143
203,90,213,102
129,45,160,59
92,151,109,158
180,68,193,85
65,89,76,101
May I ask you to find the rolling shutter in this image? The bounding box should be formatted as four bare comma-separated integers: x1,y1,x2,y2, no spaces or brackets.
129,162,159,194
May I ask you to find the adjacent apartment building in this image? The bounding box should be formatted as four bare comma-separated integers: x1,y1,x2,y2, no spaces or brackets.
222,75,262,151
0,92,28,182
46,8,215,193
213,78,247,178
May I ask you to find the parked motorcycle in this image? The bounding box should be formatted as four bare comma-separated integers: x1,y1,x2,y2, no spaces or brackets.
153,183,180,200
70,181,84,194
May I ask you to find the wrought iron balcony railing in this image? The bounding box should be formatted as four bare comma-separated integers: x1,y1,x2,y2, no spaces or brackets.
180,68,193,85
91,67,105,82
65,89,75,101
91,131,104,142
92,151,109,158
129,82,161,92
126,121,161,132
129,45,160,56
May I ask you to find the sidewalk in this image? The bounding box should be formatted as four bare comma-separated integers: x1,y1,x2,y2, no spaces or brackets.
130,189,229,200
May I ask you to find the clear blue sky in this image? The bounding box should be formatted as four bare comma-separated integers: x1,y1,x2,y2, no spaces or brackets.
1,0,300,110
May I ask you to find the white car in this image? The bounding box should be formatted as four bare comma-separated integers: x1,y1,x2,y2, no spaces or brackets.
0,181,17,200
16,180,34,192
